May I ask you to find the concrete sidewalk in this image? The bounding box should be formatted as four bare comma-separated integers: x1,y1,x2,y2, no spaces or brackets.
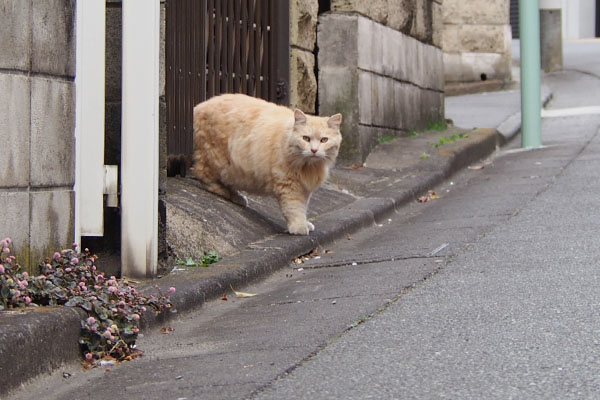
0,84,551,396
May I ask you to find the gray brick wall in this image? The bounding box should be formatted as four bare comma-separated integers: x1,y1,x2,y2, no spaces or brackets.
0,0,76,270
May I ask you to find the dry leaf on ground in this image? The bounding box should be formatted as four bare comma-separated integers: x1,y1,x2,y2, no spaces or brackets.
231,284,257,298
468,165,485,170
417,190,440,203
428,190,440,199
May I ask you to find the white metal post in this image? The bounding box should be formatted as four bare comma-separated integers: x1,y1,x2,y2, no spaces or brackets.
121,0,160,278
74,0,106,242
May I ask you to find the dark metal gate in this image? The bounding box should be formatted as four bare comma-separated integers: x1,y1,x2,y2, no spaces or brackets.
510,0,519,39
165,0,290,161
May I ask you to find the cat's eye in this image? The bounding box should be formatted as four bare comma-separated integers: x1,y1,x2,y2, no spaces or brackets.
302,136,311,142
320,137,328,143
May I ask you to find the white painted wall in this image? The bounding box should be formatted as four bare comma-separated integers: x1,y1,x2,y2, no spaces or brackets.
578,0,596,38
540,0,597,39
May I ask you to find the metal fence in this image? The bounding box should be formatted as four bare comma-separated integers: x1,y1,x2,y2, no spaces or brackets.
166,0,290,159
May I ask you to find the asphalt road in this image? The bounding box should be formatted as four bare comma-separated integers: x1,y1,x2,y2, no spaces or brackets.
256,118,600,399
8,43,600,400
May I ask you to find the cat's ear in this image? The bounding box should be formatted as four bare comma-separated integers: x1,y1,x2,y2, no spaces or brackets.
327,113,342,129
294,109,307,126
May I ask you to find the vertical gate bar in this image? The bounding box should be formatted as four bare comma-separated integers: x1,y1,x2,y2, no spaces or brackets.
220,0,228,93
174,0,180,154
271,0,289,105
254,0,262,98
227,0,235,92
166,0,173,154
184,0,191,149
241,0,248,93
233,0,241,93
200,0,207,103
168,0,176,155
180,0,187,153
175,0,183,154
171,0,178,155
186,0,192,151
268,0,275,101
248,0,256,96
261,0,269,99
215,0,222,96
188,1,198,154
186,0,195,154
255,0,262,98
219,0,226,93
207,0,215,98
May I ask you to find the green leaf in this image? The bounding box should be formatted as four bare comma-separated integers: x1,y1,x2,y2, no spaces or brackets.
80,299,92,311
122,324,135,336
202,250,220,265
427,120,448,131
65,296,83,307
184,257,197,267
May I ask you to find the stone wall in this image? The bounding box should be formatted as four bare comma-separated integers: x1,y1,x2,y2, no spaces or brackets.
289,0,319,113
442,0,512,84
316,1,445,165
0,0,76,271
330,0,444,45
291,0,444,116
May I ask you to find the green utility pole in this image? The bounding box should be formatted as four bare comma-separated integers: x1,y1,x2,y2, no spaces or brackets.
519,0,542,148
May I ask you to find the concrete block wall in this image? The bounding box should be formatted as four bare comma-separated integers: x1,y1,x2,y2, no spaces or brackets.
442,0,512,83
318,13,444,165
0,0,76,271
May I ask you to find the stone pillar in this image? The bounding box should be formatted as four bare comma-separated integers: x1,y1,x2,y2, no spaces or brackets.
540,9,563,73
290,0,318,114
442,0,512,85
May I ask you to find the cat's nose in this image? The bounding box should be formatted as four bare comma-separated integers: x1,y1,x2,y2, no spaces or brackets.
311,148,318,154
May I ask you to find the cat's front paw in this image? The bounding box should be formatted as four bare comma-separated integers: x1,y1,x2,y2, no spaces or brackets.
287,222,310,236
230,192,248,207
307,221,315,231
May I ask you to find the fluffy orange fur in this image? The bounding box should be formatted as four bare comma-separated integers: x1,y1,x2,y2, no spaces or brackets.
191,94,343,235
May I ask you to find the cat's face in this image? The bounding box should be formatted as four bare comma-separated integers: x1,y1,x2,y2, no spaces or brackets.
290,110,343,164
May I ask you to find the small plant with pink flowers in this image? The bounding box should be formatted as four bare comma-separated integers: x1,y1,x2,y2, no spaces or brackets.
0,238,175,363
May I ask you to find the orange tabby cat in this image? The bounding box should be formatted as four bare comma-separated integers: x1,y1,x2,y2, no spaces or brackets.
191,93,342,235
